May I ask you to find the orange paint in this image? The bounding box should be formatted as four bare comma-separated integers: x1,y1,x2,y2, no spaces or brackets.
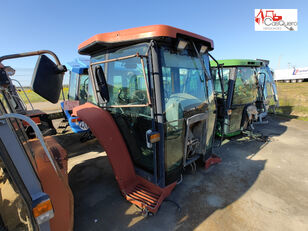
78,25,214,53
29,137,73,231
73,103,176,214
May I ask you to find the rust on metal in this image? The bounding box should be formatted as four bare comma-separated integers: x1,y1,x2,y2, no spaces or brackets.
0,50,61,65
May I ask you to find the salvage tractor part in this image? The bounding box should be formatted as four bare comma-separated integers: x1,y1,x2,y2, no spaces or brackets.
0,52,73,230
255,59,279,124
35,25,221,214
211,59,260,138
0,50,67,138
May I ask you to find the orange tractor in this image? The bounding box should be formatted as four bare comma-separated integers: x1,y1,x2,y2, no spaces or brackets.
33,25,221,216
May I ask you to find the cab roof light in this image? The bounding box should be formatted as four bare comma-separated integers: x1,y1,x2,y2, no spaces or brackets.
200,45,208,54
33,199,54,225
177,40,188,50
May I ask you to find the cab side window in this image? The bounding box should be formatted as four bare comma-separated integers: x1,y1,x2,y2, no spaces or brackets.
78,75,89,104
68,72,78,100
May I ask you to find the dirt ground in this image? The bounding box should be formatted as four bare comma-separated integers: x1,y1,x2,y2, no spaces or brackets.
26,102,62,113
53,116,308,231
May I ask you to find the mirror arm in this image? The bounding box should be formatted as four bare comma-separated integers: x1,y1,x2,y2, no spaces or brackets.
0,50,61,65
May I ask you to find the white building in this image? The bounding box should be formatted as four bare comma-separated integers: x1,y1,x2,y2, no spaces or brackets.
274,67,308,83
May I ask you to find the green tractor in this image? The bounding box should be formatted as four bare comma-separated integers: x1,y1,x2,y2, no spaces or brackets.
211,59,260,138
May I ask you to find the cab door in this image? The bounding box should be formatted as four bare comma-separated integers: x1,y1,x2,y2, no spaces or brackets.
265,66,279,107
203,55,216,153
230,67,258,133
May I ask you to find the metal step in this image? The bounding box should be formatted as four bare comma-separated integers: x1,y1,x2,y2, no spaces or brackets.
56,120,69,134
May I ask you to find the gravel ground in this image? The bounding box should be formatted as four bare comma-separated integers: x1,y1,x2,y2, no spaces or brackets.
53,116,308,231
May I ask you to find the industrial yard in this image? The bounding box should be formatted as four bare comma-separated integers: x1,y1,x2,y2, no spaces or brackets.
1,2,307,229
55,116,308,231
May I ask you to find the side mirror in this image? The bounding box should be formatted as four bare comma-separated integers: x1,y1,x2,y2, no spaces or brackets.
94,65,109,102
31,54,66,103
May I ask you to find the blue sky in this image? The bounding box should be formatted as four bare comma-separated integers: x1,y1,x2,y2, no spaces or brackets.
1,0,307,74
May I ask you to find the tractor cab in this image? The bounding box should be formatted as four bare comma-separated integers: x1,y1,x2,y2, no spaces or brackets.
255,59,279,123
59,65,94,135
66,66,96,105
80,25,216,178
211,59,259,137
31,25,219,215
28,25,216,215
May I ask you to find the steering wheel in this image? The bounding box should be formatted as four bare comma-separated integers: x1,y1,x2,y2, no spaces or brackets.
132,90,146,103
118,88,129,104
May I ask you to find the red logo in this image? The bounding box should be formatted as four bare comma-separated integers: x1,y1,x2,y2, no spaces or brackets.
255,9,283,24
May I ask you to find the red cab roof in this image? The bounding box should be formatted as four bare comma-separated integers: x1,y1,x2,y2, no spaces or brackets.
78,25,214,55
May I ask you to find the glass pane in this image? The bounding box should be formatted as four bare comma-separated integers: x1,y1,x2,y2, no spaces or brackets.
233,67,258,105
87,77,97,105
68,72,78,100
78,74,89,104
212,68,230,94
260,66,275,104
92,44,150,107
0,157,34,231
205,79,216,149
106,57,149,106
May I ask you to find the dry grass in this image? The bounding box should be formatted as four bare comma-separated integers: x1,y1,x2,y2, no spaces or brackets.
275,82,308,121
17,87,68,103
